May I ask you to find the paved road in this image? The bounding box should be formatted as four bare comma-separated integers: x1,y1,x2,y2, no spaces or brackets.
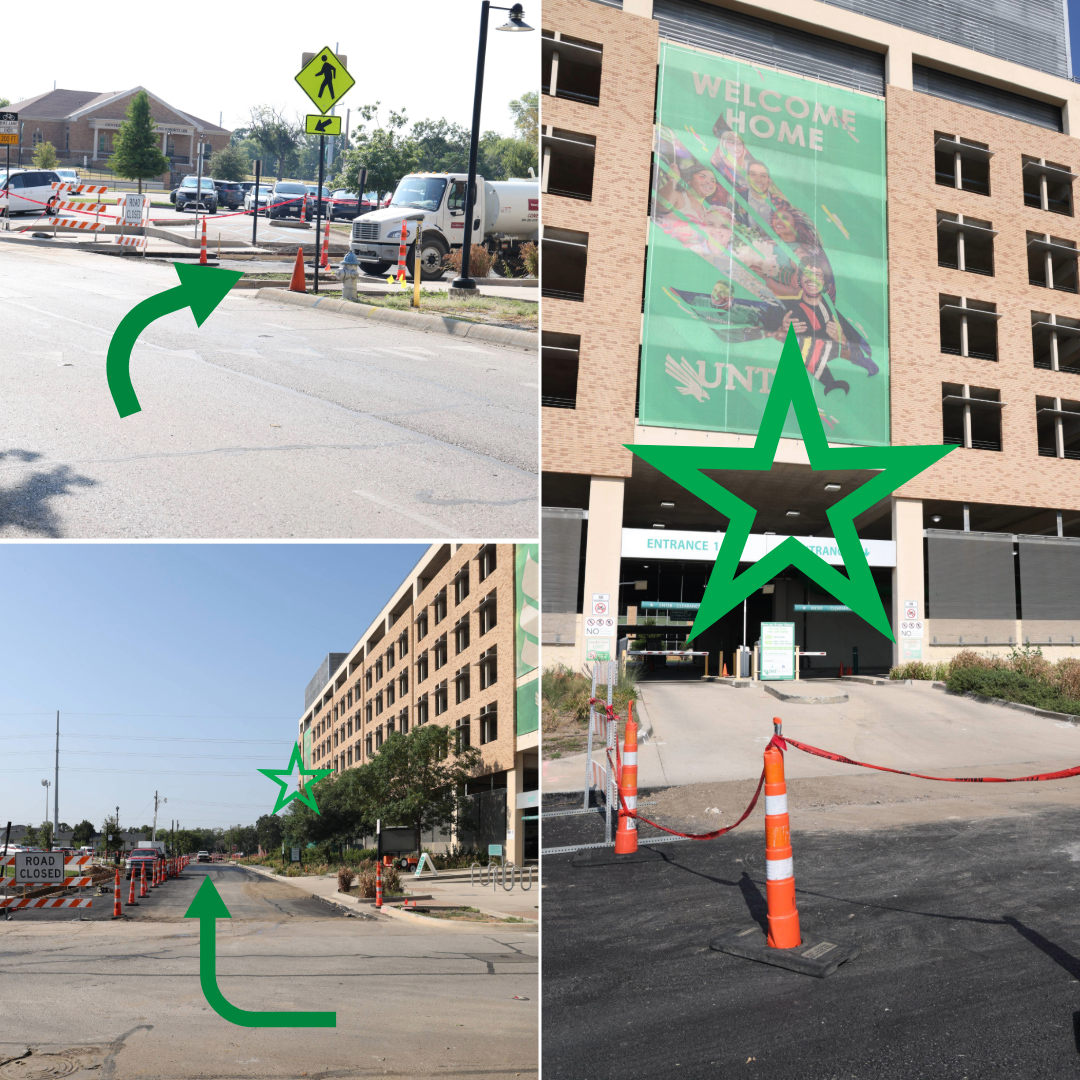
0,242,537,537
542,801,1080,1080
1,865,538,1079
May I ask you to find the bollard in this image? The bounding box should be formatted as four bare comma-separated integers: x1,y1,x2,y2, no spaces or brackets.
127,869,137,906
199,217,207,266
320,217,330,270
389,219,408,286
614,706,639,855
764,724,800,949
375,860,383,909
112,869,122,919
140,861,147,899
412,222,423,308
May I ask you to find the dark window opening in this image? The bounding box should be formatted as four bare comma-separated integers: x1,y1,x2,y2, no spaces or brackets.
1036,395,1080,459
937,212,995,275
542,31,602,106
1031,313,1080,372
542,330,580,409
542,226,588,302
934,132,991,195
1023,156,1074,215
542,128,596,201
939,295,998,360
1028,232,1078,291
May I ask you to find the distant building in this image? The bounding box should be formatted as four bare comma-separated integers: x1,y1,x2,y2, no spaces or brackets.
4,86,230,180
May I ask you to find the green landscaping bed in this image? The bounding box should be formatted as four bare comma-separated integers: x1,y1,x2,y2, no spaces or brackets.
351,292,537,330
399,904,528,923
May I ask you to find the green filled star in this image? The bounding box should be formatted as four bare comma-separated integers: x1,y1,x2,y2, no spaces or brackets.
258,743,333,815
629,328,955,643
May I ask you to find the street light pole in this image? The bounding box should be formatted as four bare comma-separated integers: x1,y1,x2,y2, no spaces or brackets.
450,2,532,295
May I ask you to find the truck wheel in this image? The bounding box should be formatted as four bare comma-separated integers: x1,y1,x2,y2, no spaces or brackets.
359,260,392,276
418,235,449,281
397,858,410,871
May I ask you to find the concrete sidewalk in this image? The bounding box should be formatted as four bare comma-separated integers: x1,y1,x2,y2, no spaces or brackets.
241,863,538,928
543,678,1080,791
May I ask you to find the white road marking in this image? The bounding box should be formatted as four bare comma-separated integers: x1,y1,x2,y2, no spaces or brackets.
352,489,450,533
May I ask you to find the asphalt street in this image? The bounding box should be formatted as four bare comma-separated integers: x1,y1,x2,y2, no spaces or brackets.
1,864,538,1078
0,242,537,537
542,801,1080,1080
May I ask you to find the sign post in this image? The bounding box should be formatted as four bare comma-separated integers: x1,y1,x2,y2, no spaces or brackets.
1,112,16,230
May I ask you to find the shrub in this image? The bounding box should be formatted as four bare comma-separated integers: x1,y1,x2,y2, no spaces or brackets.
444,244,493,279
1053,658,1080,699
357,863,402,898
1006,644,1051,681
946,665,1080,715
337,867,356,893
889,661,949,681
520,241,538,278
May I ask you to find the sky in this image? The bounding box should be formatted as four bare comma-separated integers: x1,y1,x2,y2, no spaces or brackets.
0,543,427,835
1,0,539,138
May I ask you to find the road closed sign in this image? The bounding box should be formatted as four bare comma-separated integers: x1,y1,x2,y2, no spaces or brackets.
120,193,147,226
16,851,64,885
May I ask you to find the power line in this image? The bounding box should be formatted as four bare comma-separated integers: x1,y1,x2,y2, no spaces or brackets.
1,734,293,744
3,750,285,760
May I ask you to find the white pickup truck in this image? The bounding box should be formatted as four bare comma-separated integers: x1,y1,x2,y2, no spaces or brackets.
350,171,538,280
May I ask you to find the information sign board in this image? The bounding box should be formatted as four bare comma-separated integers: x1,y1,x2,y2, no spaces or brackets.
760,621,795,680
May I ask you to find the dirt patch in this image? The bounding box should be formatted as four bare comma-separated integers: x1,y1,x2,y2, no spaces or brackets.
399,905,528,923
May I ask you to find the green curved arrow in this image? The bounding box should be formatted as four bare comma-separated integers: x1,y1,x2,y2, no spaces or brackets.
184,876,337,1028
107,263,243,418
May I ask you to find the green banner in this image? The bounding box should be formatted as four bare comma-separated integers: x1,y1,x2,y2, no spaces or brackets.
641,43,889,445
516,681,539,736
515,543,539,678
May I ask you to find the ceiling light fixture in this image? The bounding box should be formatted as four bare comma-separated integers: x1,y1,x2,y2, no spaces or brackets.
660,501,675,508
824,483,841,491
931,515,942,523
785,510,801,517
652,523,665,529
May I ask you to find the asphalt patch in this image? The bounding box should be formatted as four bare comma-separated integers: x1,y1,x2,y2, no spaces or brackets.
543,799,1080,1079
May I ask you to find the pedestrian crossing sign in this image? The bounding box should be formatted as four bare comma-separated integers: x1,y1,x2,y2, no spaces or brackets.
305,114,342,136
296,47,355,114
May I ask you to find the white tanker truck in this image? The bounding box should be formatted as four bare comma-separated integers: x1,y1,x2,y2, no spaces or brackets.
350,171,538,280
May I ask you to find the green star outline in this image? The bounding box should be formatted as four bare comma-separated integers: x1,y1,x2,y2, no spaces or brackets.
258,743,333,815
628,328,956,643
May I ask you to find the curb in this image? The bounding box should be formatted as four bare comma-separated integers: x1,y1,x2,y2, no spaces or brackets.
631,692,654,743
254,288,537,350
946,688,1080,724
840,675,895,686
715,677,754,688
763,683,848,704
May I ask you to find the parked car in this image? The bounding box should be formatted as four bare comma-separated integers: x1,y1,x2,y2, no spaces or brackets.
55,168,81,189
327,189,360,221
268,180,308,219
303,185,332,220
244,184,274,212
240,181,256,194
0,169,63,216
214,181,244,210
174,175,218,214
125,848,160,880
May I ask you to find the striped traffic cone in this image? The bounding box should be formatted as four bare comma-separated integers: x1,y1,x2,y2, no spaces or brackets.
320,217,330,269
388,219,408,286
614,705,639,855
112,869,122,919
140,862,147,898
375,860,383,909
764,725,800,949
127,869,137,906
199,217,207,266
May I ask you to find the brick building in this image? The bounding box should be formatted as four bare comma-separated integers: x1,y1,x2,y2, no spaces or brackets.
542,0,1080,675
298,544,539,865
4,87,230,179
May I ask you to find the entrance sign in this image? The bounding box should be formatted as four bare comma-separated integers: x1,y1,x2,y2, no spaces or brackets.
305,114,342,136
622,528,896,567
15,851,64,885
296,47,356,114
641,42,889,445
760,622,795,680
794,604,851,612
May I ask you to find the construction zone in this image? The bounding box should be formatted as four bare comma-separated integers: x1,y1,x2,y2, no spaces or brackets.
542,670,1080,1078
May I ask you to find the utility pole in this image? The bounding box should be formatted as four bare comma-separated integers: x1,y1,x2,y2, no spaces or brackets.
152,791,166,840
53,711,59,841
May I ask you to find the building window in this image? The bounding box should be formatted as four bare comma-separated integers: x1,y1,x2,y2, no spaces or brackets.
347,747,353,766
417,611,428,640
366,669,373,689
936,213,994,276
375,726,383,750
346,690,353,708
455,665,471,704
32,131,42,147
542,226,588,302
375,691,384,715
386,682,395,707
479,703,498,745
542,331,580,409
455,566,470,605
1023,156,1074,215
1036,396,1080,458
434,634,447,670
479,647,498,690
454,616,470,654
942,383,1004,451
333,730,339,748
386,646,395,671
434,589,447,624
417,651,429,683
416,694,429,726
399,670,408,696
478,545,497,582
434,682,448,716
1028,232,1079,292
456,715,471,751
479,591,498,634
542,127,596,201
934,132,991,196
375,658,384,680
386,714,395,735
939,296,999,361
98,131,107,153
398,631,408,658
1032,312,1080,372
400,707,409,735
347,719,353,737
365,701,372,724
542,30,602,106
365,734,372,757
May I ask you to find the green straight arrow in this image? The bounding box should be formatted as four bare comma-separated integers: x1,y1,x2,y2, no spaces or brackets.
184,876,337,1028
107,263,242,418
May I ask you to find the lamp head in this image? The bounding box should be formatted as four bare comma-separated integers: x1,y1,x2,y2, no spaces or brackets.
497,3,533,30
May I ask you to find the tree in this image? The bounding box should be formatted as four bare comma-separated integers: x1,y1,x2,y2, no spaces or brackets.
509,90,538,143
480,132,537,181
71,819,95,847
0,98,10,109
31,141,58,170
256,813,284,854
37,821,53,850
107,90,170,193
334,102,415,201
247,105,300,180
208,143,249,181
21,825,38,848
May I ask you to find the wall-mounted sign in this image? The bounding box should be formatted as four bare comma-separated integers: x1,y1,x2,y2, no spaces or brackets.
622,528,895,566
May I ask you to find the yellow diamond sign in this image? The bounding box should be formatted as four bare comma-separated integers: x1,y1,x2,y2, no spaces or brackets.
295,47,355,114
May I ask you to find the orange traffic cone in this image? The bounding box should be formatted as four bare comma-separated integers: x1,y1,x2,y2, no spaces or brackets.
614,705,639,855
199,217,207,266
112,869,122,919
127,869,137,906
764,725,800,949
320,217,330,269
289,248,306,293
140,861,147,898
722,662,729,677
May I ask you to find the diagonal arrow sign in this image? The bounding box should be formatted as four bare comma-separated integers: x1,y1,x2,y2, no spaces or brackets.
107,263,243,418
314,118,331,132
184,876,337,1028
